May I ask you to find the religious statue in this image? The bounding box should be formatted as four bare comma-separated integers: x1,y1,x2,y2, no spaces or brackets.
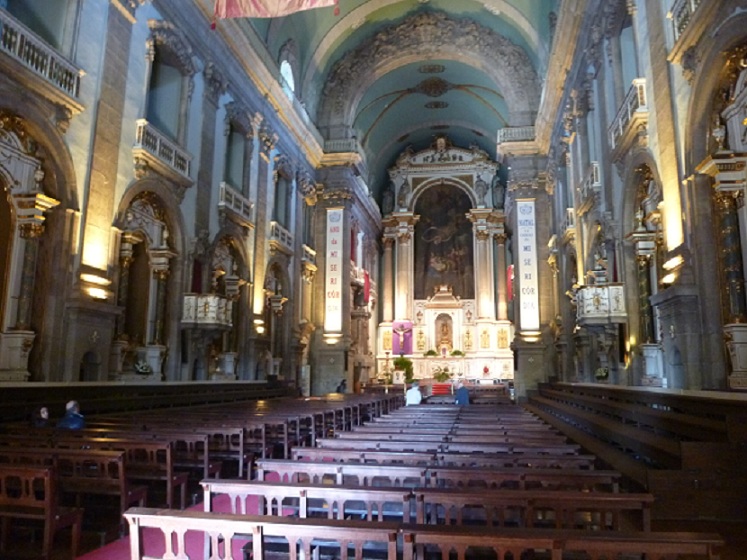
382,185,394,215
474,177,487,206
396,179,411,209
491,170,505,210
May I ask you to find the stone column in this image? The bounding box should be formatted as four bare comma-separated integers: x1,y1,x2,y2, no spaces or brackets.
637,254,655,343
14,223,43,330
152,268,169,346
714,192,747,323
393,214,418,321
382,233,395,323
495,233,508,321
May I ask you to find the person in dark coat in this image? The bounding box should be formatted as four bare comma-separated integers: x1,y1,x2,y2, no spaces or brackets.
454,381,470,406
57,400,85,429
30,406,49,427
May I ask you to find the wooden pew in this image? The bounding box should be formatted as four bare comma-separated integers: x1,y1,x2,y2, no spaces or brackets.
0,447,147,528
124,507,400,560
435,451,597,469
291,446,436,465
255,458,429,487
401,525,723,560
415,487,652,530
202,479,414,521
52,437,189,509
0,465,83,560
122,508,723,560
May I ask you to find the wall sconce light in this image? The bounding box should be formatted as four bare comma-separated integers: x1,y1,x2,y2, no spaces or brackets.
255,325,265,334
661,272,676,285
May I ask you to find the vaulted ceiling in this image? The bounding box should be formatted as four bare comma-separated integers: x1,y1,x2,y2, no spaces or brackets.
250,0,559,199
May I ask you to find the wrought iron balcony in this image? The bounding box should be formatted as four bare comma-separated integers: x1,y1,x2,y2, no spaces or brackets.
269,221,294,255
0,8,84,114
218,182,254,229
576,284,627,325
133,119,192,184
182,294,233,329
608,79,648,158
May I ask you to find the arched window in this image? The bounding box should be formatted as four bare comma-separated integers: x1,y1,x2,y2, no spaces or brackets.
278,40,299,100
145,21,195,143
223,102,254,196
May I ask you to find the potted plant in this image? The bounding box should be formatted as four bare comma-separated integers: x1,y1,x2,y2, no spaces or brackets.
423,349,438,357
450,349,465,357
595,367,609,381
393,355,414,383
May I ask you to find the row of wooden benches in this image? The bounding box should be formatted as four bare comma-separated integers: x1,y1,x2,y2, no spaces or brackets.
124,403,723,559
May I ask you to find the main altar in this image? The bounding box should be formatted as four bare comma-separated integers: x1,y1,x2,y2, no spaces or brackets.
377,137,514,383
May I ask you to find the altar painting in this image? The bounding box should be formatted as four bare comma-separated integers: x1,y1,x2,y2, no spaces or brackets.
414,185,474,299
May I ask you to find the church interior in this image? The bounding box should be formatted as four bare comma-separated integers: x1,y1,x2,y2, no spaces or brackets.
1,0,747,558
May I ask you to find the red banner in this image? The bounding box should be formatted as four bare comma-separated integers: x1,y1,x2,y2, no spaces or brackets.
215,0,336,19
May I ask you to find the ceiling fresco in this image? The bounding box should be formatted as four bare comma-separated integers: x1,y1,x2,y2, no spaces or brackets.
245,0,558,200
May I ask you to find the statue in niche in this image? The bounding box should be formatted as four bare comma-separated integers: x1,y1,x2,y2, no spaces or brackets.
491,171,505,210
382,185,394,215
396,179,411,209
474,177,488,206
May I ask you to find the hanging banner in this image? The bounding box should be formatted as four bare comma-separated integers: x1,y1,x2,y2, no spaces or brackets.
215,0,336,19
516,200,540,332
324,208,344,333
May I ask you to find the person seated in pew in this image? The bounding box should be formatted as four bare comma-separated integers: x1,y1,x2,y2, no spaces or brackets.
454,382,470,406
57,400,85,430
336,379,347,393
405,381,422,406
30,405,49,427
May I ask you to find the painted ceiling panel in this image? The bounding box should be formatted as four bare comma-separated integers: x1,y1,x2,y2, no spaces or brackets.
246,0,558,202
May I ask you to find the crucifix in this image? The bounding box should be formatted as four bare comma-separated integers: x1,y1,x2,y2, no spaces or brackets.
392,321,413,355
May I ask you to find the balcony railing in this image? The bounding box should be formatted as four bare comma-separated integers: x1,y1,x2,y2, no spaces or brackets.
302,244,316,266
134,119,192,181
218,182,253,227
576,284,627,325
497,126,535,144
269,221,294,254
579,161,601,202
563,208,576,232
608,79,647,153
182,294,233,329
0,8,83,101
668,0,702,42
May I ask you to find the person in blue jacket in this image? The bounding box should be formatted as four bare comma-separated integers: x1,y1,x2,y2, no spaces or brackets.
454,381,470,406
57,400,85,429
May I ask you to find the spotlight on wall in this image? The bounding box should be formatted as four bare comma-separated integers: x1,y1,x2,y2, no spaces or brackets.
324,333,341,345
87,287,109,300
661,272,676,285
662,255,684,271
255,325,266,334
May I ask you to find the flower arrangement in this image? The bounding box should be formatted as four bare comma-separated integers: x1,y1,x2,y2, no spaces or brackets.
595,367,609,380
134,360,153,374
433,365,452,383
